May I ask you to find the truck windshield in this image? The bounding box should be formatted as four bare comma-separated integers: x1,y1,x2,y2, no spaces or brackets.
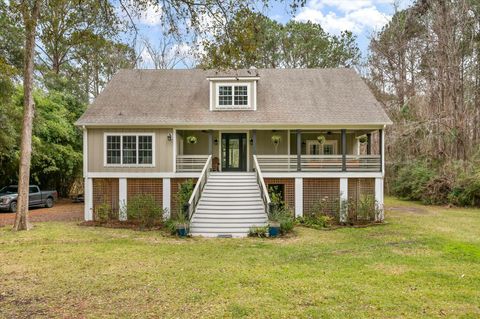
0,186,18,194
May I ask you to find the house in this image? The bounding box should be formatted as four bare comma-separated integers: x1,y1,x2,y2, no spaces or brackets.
76,68,392,237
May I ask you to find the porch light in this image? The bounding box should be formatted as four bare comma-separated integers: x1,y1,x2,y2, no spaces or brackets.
167,133,173,141
214,138,218,145
249,138,253,145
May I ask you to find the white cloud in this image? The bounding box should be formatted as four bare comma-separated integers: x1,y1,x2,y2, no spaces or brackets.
295,0,393,35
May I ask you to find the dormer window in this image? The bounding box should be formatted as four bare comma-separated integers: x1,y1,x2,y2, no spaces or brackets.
218,85,248,107
208,77,258,111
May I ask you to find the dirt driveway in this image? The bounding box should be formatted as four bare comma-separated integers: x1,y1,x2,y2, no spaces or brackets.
0,199,83,227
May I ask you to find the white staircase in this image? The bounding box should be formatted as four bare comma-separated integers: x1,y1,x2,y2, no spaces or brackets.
189,172,268,237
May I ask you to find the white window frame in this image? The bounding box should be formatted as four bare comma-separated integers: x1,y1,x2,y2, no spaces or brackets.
104,133,155,167
306,140,338,155
215,82,251,109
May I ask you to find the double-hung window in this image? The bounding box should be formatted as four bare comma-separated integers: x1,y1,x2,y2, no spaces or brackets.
217,84,249,108
105,133,154,166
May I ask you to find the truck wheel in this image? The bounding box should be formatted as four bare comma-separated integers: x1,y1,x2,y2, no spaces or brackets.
10,201,17,213
45,197,54,208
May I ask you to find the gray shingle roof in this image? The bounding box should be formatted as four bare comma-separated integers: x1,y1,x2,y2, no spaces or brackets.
76,68,392,127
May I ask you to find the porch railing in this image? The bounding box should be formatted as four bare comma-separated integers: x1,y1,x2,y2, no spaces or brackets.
345,155,382,172
253,155,272,216
176,155,210,172
185,155,212,220
256,155,381,172
255,155,297,172
301,155,343,172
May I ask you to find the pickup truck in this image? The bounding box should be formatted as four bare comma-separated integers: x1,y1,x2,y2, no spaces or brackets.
0,185,58,212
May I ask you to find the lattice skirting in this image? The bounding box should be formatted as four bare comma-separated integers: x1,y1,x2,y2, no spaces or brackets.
127,178,163,207
92,178,119,217
303,178,340,217
348,178,376,221
264,178,295,214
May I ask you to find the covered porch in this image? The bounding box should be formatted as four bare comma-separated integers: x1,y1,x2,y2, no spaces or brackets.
175,129,383,173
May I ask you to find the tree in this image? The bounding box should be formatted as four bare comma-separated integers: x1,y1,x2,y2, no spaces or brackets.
367,0,480,200
12,0,41,231
7,0,298,231
139,34,191,69
198,9,360,69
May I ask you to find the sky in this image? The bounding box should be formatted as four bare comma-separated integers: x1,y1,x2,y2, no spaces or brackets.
134,0,414,68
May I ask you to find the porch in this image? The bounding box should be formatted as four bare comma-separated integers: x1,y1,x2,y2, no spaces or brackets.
175,129,383,173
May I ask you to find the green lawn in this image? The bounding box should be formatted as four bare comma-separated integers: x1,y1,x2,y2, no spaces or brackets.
1,198,479,318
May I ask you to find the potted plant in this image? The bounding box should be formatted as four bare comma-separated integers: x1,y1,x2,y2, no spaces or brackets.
267,204,281,237
271,135,281,153
175,210,189,237
271,135,281,146
186,135,198,144
358,135,368,144
316,135,326,144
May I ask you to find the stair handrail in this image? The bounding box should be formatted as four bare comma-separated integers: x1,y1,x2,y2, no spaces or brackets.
186,155,212,220
253,155,272,215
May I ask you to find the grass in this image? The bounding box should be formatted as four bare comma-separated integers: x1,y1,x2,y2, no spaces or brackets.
1,197,479,318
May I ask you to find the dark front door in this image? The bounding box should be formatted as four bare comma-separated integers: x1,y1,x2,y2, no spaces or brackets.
222,133,247,171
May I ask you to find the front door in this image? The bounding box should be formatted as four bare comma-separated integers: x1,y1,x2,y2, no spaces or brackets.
221,133,247,171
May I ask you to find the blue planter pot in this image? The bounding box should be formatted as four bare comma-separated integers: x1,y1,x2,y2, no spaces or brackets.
176,224,188,237
269,222,280,237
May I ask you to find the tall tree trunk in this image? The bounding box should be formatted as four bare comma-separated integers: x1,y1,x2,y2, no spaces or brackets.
13,0,41,231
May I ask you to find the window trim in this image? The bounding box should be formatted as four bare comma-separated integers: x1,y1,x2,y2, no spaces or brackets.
215,82,251,109
103,133,155,168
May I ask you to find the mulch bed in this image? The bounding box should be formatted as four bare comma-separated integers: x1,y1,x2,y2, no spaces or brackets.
79,220,164,231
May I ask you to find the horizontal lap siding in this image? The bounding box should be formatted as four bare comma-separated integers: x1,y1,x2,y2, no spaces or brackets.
264,178,295,214
92,178,119,217
127,179,162,207
303,178,340,217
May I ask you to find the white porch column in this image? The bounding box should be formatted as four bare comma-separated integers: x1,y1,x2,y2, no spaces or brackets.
84,178,93,221
119,178,127,221
339,178,348,223
295,177,303,217
172,129,177,173
163,178,171,219
375,178,384,222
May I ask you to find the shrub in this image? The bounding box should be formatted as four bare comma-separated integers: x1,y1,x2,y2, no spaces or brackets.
175,179,195,217
357,195,376,221
164,218,177,235
392,160,434,201
94,203,111,223
126,194,163,229
268,203,294,235
449,176,480,206
248,226,268,238
297,215,332,229
280,217,294,234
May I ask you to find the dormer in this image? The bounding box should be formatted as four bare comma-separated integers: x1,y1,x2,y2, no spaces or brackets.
207,75,259,111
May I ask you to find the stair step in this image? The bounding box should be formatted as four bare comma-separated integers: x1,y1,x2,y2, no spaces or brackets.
202,190,259,194
190,227,265,233
205,185,259,190
200,196,260,201
197,204,264,210
199,197,263,206
208,175,256,179
194,210,266,215
192,215,268,225
191,222,267,228
192,212,267,220
210,173,255,176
